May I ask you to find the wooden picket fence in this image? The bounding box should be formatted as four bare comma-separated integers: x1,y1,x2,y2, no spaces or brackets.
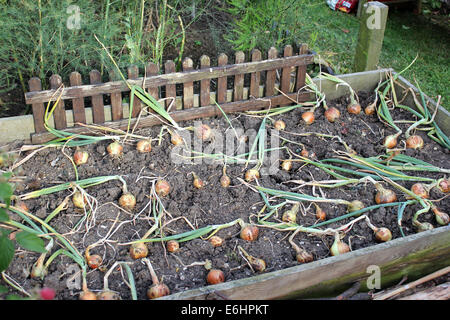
25,44,314,144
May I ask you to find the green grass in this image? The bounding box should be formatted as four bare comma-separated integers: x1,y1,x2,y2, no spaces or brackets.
289,1,449,110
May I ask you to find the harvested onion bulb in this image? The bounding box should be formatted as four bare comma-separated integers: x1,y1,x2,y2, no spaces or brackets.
238,246,266,272
206,269,225,285
167,240,180,253
196,124,213,141
324,107,340,123
79,289,98,300
240,224,259,241
364,102,376,115
374,184,397,204
85,247,102,269
281,159,293,172
330,235,350,256
411,183,429,199
416,222,434,233
155,180,170,197
144,258,170,299
374,227,392,242
282,203,300,224
437,178,449,193
347,200,364,213
119,193,136,211
209,235,224,247
98,291,120,300
170,131,184,146
136,139,152,153
191,172,205,189
73,191,87,209
129,242,148,260
314,203,326,221
274,120,286,131
220,171,231,188
347,102,361,115
432,207,449,226
383,134,398,149
107,141,123,158
73,150,89,166
406,135,424,149
301,111,315,125
295,249,314,264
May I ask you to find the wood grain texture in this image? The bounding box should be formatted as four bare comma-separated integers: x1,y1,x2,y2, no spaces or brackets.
25,54,314,104
296,44,309,92
69,72,86,124
49,74,66,129
164,60,176,110
146,62,159,100
280,45,293,106
182,57,194,109
28,77,45,133
217,53,228,104
265,47,278,97
109,69,123,121
128,65,141,117
200,55,211,107
89,70,105,124
233,51,245,101
250,49,261,98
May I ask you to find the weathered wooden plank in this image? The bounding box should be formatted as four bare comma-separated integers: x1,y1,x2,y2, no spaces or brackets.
397,282,450,300
280,45,293,106
164,60,176,110
200,55,211,107
265,47,278,97
146,62,159,100
49,74,67,130
30,91,311,144
217,53,228,104
296,44,308,92
69,72,87,125
233,51,245,101
128,65,142,117
25,54,314,104
109,69,123,121
182,57,194,109
89,70,105,124
28,78,45,133
250,49,261,98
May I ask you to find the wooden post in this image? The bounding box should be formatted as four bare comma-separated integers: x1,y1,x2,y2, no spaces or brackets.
28,78,46,133
217,53,228,104
164,60,176,110
356,0,369,18
354,1,389,72
69,72,86,125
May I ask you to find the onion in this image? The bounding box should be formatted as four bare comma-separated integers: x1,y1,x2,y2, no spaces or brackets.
98,291,120,300
206,269,225,285
72,191,87,209
30,258,46,279
383,134,398,149
300,148,309,158
281,159,293,172
432,207,449,226
347,102,361,115
240,224,259,241
118,193,136,211
220,173,231,188
364,102,376,115
167,240,180,253
136,139,152,153
147,283,170,299
416,222,434,233
155,179,170,197
437,178,449,193
87,254,102,269
296,250,314,264
196,124,213,141
170,132,184,146
79,290,98,300
282,203,300,224
73,150,89,166
238,245,266,272
411,183,429,199
315,204,326,221
106,141,123,158
330,236,350,256
374,184,397,204
324,107,340,123
406,135,424,149
274,120,286,130
301,111,315,125
129,242,148,259
191,173,205,189
244,168,260,182
374,227,392,242
347,200,364,213
209,235,224,247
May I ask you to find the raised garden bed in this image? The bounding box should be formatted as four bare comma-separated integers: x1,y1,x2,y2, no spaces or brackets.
0,50,449,300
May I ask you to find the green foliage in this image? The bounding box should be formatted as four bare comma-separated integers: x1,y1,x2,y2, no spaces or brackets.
223,0,300,53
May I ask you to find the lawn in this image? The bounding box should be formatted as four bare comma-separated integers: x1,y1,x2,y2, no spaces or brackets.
295,1,449,111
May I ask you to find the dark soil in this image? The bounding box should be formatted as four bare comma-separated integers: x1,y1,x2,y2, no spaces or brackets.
0,91,449,300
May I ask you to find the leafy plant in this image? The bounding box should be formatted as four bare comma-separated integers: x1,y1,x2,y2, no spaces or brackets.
0,172,46,273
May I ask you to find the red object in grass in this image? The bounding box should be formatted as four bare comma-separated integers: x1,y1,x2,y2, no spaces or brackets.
39,287,56,300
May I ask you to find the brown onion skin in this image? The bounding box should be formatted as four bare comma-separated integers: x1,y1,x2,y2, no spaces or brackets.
374,228,392,242
136,139,152,153
438,179,449,193
250,258,266,272
98,291,120,300
296,251,314,264
330,240,350,256
416,222,434,233
316,208,326,221
274,120,286,131
347,200,364,213
300,149,309,157
106,141,123,157
119,193,136,211
193,176,205,189
244,169,260,182
375,189,397,204
196,124,213,141
73,192,87,209
364,104,375,115
347,102,361,115
79,290,98,300
209,236,224,247
301,111,315,125
87,254,102,269
155,180,170,197
281,160,292,171
206,269,225,285
147,284,170,299
73,150,89,166
171,133,184,146
406,135,424,149
220,174,231,188
383,135,398,149
129,242,148,260
240,225,259,241
433,207,449,226
324,107,340,123
167,240,180,253
411,183,429,199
